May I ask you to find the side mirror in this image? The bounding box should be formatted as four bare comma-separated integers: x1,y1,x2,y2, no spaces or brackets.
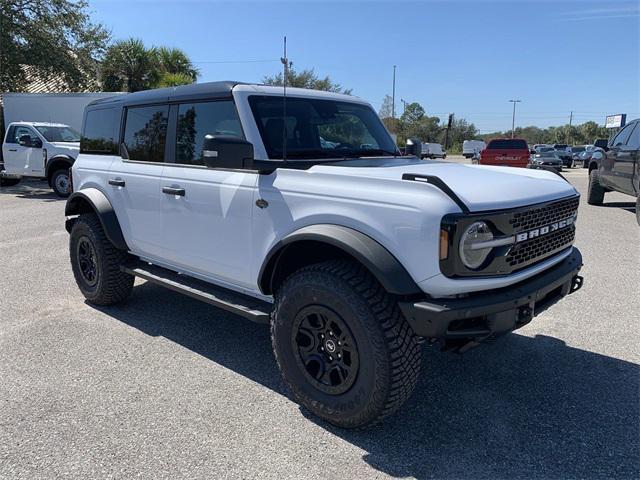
18,135,42,148
202,135,254,170
18,135,31,147
405,137,421,157
530,149,536,154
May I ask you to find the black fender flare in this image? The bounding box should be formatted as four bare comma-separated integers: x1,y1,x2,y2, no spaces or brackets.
258,224,421,296
46,155,75,182
65,188,128,250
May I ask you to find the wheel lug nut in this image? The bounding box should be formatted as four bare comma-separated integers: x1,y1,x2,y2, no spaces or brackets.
320,347,324,351
328,356,333,361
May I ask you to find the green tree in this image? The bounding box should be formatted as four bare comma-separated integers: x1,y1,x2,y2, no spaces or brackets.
0,0,109,92
263,66,352,94
101,39,197,92
157,47,198,81
101,39,160,92
400,102,425,124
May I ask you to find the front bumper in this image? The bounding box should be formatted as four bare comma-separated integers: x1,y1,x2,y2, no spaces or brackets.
399,248,583,341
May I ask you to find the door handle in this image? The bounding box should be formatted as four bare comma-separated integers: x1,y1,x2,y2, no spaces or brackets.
108,178,126,187
162,186,185,196
8,149,17,152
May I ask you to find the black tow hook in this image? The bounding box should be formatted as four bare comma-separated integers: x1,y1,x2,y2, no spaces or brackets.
570,275,584,294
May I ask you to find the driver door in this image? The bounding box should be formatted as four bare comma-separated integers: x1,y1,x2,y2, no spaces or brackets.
3,126,44,176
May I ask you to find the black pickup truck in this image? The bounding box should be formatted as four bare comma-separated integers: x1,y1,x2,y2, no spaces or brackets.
587,118,640,225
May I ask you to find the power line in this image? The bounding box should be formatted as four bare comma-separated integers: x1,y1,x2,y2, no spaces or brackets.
192,59,280,64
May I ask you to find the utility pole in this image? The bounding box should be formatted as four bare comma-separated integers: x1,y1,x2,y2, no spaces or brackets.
400,98,408,114
392,65,396,119
567,111,573,144
509,99,521,138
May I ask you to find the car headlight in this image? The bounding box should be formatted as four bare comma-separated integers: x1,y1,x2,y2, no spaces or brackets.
459,221,494,269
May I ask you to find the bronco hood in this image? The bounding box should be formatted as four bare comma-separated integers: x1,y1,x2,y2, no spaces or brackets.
309,158,578,212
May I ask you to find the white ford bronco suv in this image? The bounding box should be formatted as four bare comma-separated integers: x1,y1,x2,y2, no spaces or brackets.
65,82,584,428
1,121,80,196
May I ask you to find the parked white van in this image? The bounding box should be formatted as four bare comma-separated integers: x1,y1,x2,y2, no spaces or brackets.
421,142,446,159
462,140,486,158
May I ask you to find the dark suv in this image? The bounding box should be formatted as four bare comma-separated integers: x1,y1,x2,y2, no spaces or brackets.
587,118,639,224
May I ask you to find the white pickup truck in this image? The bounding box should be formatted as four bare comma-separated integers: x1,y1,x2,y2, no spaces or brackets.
65,82,584,428
1,121,80,196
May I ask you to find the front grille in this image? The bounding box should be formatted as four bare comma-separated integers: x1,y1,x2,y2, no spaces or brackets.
506,226,575,267
509,196,579,231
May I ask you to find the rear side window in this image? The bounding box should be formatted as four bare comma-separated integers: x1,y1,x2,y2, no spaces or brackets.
123,105,169,162
175,101,243,165
487,139,528,149
625,124,639,149
611,123,635,147
81,108,119,154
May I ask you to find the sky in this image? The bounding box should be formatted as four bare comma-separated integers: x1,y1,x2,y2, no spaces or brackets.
90,0,639,133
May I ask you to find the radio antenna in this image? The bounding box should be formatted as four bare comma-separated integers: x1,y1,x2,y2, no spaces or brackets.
280,36,289,162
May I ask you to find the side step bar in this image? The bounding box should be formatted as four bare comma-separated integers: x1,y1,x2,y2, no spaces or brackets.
121,261,272,323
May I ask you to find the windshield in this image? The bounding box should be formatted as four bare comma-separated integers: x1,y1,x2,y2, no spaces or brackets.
249,95,397,159
538,151,558,158
34,125,80,142
571,146,585,152
538,146,554,152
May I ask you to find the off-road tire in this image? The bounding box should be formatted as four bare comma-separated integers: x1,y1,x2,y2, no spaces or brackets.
587,169,605,205
69,214,133,305
0,177,20,187
271,260,422,429
51,168,71,198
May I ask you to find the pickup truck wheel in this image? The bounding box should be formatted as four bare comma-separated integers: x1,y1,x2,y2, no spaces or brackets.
51,168,72,198
587,170,605,205
271,260,422,428
0,177,20,187
69,214,133,305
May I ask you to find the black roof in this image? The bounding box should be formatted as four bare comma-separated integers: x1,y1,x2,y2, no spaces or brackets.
87,81,247,108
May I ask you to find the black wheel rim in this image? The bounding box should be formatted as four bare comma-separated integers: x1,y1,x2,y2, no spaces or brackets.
55,171,70,194
76,236,98,287
292,306,359,395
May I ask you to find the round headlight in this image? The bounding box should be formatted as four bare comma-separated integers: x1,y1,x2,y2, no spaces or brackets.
459,221,494,269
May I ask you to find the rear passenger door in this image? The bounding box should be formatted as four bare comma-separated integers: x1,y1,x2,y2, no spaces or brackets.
160,100,257,289
107,104,168,259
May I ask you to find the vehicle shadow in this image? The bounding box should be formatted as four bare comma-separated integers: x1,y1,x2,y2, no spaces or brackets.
0,180,61,201
93,282,639,479
601,201,636,214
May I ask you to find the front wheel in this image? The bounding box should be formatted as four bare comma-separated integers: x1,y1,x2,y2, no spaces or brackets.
51,168,72,197
587,170,605,205
69,214,134,305
271,260,422,428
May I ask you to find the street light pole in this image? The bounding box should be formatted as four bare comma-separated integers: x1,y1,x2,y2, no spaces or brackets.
392,65,396,119
509,99,521,138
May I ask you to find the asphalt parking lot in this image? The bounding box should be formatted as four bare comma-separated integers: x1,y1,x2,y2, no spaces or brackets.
0,165,638,479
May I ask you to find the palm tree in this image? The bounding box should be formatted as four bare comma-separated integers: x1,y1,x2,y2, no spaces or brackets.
101,39,160,92
156,47,198,82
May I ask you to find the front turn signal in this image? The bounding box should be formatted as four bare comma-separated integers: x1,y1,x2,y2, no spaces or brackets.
439,229,449,260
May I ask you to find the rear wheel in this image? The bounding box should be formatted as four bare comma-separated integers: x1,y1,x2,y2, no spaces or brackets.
51,168,71,197
587,169,605,205
69,214,133,305
0,177,21,187
271,260,422,428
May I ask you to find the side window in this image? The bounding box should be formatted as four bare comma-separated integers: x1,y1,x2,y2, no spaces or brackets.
123,105,169,162
623,124,639,149
611,123,635,147
175,101,243,165
81,108,119,154
14,126,36,143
